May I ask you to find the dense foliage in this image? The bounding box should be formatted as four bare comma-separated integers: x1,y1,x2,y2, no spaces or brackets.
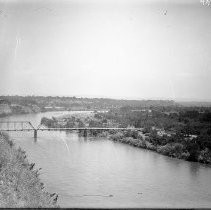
41,106,211,164
99,106,211,163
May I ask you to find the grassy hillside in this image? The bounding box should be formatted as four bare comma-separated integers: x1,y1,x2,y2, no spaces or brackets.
0,132,58,208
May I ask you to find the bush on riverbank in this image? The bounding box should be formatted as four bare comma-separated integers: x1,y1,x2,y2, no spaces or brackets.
0,132,59,208
109,132,156,150
157,143,190,160
108,131,211,164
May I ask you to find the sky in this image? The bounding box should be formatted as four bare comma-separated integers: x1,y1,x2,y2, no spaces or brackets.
0,0,211,101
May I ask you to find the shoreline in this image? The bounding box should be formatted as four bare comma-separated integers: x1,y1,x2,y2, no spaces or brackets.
82,130,211,165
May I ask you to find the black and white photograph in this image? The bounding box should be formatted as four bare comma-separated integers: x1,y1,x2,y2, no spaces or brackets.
0,0,211,208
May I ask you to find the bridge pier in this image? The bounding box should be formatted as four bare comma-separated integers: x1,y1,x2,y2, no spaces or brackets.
83,129,87,138
34,129,38,140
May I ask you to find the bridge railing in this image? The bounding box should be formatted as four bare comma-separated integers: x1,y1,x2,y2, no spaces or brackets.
0,120,143,139
0,121,35,131
37,127,143,131
0,121,143,131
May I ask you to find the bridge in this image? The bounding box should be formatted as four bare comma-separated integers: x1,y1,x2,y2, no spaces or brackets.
0,121,143,139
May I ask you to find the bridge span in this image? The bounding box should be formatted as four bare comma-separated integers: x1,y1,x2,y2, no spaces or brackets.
0,121,143,139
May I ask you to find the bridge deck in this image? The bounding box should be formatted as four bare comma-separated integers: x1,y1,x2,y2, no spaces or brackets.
38,127,142,131
0,129,34,132
0,127,142,131
0,121,31,123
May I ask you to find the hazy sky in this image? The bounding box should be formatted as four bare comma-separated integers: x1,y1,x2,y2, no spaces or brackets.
0,0,211,101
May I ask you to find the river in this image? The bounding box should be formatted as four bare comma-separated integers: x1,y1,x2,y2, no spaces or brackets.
1,111,211,208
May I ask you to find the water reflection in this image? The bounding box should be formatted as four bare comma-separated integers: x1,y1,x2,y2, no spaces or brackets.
189,162,200,177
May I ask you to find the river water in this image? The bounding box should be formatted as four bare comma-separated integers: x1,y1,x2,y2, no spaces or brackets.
1,111,211,208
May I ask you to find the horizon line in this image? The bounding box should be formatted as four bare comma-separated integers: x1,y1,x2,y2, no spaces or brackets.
1,94,211,103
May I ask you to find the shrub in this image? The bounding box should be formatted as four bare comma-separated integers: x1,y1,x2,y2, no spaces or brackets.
110,132,124,141
157,143,186,159
198,148,211,164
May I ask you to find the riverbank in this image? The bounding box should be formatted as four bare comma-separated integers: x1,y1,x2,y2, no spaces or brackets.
0,132,59,208
86,130,211,164
108,132,190,160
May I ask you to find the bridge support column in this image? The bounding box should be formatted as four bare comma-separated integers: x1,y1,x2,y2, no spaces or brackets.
83,129,87,138
34,129,38,140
